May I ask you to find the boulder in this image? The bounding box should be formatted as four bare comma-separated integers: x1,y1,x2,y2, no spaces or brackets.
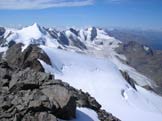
42,85,76,119
5,43,23,69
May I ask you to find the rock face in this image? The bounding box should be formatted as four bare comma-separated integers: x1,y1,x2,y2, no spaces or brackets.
5,44,51,72
69,28,79,36
116,41,162,94
0,63,76,121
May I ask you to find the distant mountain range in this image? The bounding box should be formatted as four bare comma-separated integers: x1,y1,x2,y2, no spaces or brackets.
0,23,162,121
107,28,162,50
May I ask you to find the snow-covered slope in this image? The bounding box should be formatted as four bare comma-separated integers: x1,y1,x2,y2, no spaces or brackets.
4,23,62,49
2,24,119,52
40,45,162,121
1,24,162,121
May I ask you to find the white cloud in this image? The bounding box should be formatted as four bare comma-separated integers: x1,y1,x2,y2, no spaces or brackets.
0,0,94,9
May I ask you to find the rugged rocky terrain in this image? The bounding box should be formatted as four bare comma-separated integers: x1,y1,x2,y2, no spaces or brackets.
116,41,162,94
0,43,120,121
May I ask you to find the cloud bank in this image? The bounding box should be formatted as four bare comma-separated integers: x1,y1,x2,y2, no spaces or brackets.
0,0,94,9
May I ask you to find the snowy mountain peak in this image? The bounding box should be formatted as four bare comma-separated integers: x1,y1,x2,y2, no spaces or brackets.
21,22,44,35
1,24,122,51
32,22,40,27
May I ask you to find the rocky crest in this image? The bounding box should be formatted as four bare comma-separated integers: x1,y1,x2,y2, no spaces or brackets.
5,43,51,72
0,43,120,121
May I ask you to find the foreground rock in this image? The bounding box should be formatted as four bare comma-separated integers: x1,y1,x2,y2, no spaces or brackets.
0,64,76,120
0,60,120,121
0,43,120,120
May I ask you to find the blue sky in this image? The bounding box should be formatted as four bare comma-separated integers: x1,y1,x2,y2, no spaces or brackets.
0,0,162,30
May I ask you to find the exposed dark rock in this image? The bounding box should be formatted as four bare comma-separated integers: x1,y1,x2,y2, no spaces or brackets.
22,112,58,121
69,35,87,50
0,27,5,36
20,44,51,69
0,52,3,60
74,89,101,111
120,70,137,90
58,32,69,46
98,109,120,121
47,29,69,46
5,44,51,72
142,85,154,91
91,27,97,41
41,85,76,119
0,27,5,46
0,67,76,120
0,28,12,47
5,43,24,68
8,41,16,48
47,29,58,39
9,68,54,92
69,28,79,36
0,62,13,88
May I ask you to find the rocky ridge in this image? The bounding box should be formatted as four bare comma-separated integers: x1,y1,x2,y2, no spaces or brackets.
0,43,120,121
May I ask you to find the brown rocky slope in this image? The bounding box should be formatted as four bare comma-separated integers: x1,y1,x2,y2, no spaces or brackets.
0,43,120,121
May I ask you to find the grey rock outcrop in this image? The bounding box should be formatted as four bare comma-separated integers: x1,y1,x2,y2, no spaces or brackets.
0,65,76,120
5,44,51,72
